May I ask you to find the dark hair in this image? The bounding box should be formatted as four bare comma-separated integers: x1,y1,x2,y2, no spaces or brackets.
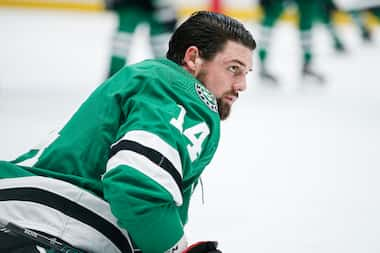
166,11,256,64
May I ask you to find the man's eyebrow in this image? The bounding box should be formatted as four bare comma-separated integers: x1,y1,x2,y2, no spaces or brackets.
229,59,252,72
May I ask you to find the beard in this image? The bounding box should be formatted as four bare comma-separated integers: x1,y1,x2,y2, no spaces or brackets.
196,73,233,121
196,69,234,120
217,97,231,120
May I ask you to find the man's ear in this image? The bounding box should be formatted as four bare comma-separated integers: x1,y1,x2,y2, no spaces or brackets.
183,46,203,75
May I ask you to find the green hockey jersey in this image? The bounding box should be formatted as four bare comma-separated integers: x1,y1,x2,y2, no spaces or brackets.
3,58,221,253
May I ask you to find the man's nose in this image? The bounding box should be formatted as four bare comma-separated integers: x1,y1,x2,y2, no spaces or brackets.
234,77,247,92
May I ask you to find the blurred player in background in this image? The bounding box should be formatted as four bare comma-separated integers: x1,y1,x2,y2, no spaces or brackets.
257,0,325,85
333,0,380,43
350,5,380,42
316,1,380,53
316,0,347,52
106,0,178,77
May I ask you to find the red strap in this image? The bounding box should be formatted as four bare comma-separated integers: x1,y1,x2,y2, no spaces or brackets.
182,241,208,253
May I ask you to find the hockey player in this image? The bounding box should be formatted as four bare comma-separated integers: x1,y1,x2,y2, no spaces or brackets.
316,2,380,51
316,0,347,52
258,0,325,84
106,0,178,77
0,11,256,253
350,6,380,43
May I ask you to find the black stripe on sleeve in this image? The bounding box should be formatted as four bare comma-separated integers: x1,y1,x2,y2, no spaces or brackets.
109,140,183,194
0,187,133,253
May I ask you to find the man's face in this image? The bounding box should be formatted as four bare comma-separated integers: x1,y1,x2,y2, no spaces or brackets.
195,41,253,120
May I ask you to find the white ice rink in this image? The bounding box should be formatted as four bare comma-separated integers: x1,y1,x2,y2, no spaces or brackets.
1,7,380,252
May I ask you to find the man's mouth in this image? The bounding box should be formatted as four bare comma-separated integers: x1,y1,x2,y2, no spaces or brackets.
223,94,238,105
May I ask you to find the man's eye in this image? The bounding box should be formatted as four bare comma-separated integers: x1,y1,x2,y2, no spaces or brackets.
228,66,240,73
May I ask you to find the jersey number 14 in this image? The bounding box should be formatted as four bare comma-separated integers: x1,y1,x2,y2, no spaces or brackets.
170,105,210,162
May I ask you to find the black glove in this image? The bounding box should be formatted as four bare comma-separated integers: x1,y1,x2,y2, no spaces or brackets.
182,241,222,253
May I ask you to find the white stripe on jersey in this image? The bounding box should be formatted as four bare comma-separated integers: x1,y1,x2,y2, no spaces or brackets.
1,201,120,253
106,150,183,206
0,176,120,226
113,130,183,177
0,176,133,253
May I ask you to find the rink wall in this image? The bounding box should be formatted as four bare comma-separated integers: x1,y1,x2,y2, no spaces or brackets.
1,0,378,24
0,0,262,21
0,0,104,11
